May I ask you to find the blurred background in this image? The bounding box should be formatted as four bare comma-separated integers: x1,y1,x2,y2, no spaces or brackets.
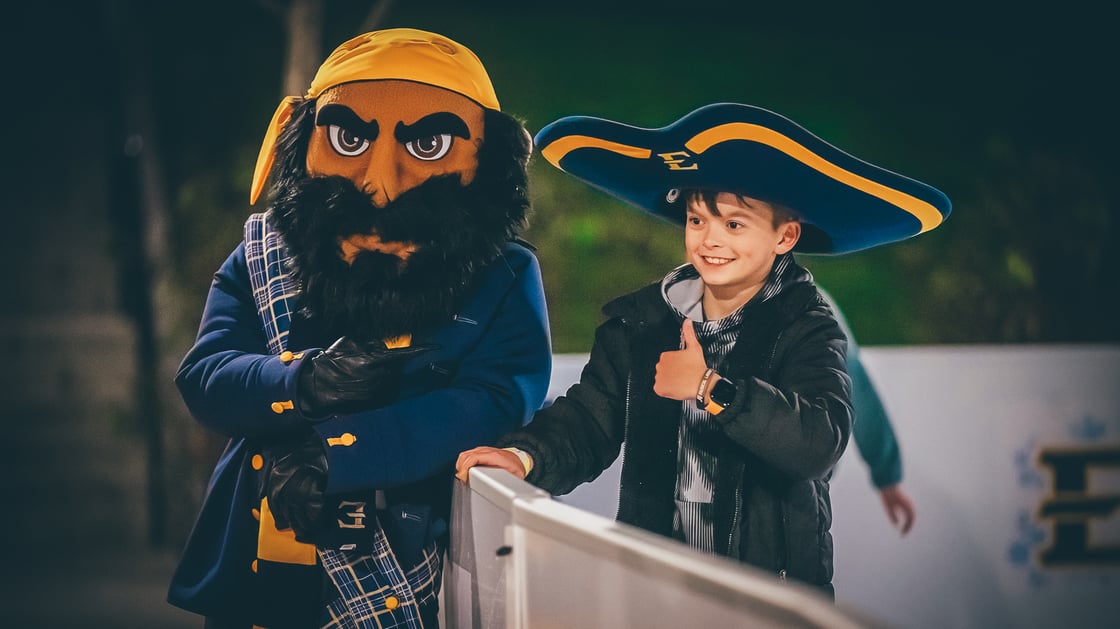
0,0,1116,626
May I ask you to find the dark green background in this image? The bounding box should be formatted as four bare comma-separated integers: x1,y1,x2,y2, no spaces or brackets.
9,0,1118,350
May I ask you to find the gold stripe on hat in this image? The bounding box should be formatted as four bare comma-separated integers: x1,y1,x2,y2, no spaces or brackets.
541,136,652,169
685,123,945,233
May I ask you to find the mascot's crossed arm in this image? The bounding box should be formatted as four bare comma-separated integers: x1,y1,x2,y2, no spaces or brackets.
167,29,551,629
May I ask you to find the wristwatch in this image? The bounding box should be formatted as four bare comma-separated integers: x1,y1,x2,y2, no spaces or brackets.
704,376,738,415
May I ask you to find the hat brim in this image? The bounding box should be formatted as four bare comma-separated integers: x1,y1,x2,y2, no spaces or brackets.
534,103,951,254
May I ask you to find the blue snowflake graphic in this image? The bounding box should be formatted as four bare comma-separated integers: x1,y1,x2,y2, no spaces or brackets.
1007,508,1048,586
1069,414,1107,442
1013,438,1043,489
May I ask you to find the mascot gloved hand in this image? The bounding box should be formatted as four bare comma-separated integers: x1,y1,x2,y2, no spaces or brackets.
297,337,435,417
266,432,381,552
266,431,329,542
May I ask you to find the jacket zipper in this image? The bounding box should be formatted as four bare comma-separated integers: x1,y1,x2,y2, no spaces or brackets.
777,500,789,581
622,371,632,467
727,463,744,557
768,331,782,367
614,372,633,524
622,319,635,453
769,331,789,582
616,318,634,520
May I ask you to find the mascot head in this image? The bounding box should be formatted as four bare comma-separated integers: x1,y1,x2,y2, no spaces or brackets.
251,29,532,342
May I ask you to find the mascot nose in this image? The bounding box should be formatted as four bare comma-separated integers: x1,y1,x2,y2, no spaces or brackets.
360,143,404,208
363,181,393,208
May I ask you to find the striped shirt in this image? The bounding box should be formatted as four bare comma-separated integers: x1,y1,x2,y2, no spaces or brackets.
661,254,793,553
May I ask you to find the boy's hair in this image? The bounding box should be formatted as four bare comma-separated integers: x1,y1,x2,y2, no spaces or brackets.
685,189,800,228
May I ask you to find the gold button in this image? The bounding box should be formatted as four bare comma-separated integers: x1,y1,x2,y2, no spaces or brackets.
271,400,294,414
279,350,294,363
251,454,264,470
327,432,357,447
384,595,399,610
251,559,259,573
251,508,261,521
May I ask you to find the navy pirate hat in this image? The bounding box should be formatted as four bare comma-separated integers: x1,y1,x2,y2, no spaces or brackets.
534,102,951,254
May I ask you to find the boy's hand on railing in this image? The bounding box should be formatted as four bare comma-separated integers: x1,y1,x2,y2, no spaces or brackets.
456,446,531,482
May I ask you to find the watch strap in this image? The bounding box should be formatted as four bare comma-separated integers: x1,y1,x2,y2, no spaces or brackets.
502,447,534,475
695,368,715,409
704,376,737,416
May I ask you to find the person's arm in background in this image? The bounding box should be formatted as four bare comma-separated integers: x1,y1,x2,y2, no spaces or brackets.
822,289,916,535
848,348,915,534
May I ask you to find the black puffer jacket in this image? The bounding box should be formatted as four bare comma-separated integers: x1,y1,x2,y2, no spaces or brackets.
497,262,852,596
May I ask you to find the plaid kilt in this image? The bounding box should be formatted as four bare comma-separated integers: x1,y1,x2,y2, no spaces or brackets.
320,537,443,629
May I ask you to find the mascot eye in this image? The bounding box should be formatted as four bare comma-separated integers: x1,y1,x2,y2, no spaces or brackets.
328,125,370,156
405,134,452,161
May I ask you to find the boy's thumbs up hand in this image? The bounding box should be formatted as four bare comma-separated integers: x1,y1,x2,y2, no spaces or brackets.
654,320,709,401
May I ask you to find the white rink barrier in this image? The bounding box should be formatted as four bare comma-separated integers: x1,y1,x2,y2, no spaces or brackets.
445,466,883,629
547,347,1120,629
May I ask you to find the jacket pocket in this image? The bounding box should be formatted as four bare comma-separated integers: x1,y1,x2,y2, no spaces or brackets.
381,503,433,566
404,360,457,393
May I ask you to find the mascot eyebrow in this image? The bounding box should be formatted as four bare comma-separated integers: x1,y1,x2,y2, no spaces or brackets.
316,104,380,140
395,112,472,142
315,104,471,142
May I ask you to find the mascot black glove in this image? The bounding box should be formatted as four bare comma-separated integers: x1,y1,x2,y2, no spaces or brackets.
297,336,434,417
267,432,329,541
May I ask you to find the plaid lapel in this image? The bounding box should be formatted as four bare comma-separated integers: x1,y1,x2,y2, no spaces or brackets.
244,211,298,356
243,211,435,629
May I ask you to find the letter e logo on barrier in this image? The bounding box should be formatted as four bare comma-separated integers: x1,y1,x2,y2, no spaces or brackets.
1037,447,1120,567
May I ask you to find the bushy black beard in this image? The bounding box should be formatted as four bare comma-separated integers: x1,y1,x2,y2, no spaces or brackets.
267,99,532,343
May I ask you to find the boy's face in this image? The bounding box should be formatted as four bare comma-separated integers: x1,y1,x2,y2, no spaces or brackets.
684,192,801,299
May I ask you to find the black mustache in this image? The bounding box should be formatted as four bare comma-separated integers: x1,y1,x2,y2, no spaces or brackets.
270,173,509,342
276,172,503,269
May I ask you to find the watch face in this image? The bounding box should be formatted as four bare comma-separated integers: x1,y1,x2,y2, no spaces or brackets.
709,378,737,407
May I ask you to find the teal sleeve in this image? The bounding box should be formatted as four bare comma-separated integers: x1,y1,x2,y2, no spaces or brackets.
848,348,903,488
820,288,903,488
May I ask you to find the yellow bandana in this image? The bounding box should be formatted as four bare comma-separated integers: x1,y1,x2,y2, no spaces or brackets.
250,28,500,205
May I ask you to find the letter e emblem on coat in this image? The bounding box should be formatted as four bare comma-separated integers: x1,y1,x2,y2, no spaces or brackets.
337,501,367,529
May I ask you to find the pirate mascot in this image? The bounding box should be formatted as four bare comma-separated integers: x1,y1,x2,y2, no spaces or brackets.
168,29,551,628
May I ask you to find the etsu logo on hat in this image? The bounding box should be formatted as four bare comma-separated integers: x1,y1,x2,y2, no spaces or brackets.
659,150,699,170
535,103,952,255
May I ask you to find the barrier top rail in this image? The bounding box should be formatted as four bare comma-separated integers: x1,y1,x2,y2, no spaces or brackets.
460,467,886,629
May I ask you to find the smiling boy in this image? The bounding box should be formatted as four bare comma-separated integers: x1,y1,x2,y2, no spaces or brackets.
458,186,852,594
457,103,950,597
